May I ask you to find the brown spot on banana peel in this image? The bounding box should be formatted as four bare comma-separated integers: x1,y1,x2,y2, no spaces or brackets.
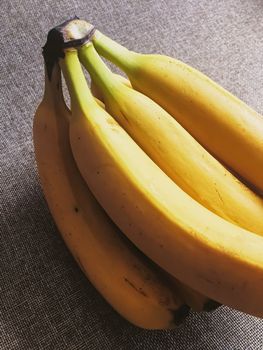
214,185,224,206
157,294,169,307
124,277,148,297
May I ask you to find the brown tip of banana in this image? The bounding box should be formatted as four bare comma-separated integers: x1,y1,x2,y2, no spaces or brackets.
203,299,222,312
169,304,190,328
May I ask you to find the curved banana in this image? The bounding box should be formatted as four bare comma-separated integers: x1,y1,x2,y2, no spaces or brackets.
79,43,263,236
33,62,189,329
91,30,263,193
90,75,219,313
59,46,263,318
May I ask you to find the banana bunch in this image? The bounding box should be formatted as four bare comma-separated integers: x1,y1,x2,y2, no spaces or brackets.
34,18,263,328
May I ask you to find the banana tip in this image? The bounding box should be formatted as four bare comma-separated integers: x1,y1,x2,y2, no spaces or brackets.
171,304,190,327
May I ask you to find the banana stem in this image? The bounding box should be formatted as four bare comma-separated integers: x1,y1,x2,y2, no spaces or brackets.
92,31,138,72
78,43,122,99
59,49,97,114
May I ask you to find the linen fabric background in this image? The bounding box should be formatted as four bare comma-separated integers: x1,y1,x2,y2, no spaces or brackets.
1,0,263,349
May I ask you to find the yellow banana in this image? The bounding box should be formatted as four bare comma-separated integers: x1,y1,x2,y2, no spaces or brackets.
33,61,189,329
79,43,263,236
90,74,219,313
59,45,263,318
91,29,263,193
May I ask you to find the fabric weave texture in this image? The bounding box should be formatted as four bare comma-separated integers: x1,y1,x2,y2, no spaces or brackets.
1,1,263,349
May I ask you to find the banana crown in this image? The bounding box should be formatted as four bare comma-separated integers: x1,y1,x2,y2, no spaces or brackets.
42,17,95,80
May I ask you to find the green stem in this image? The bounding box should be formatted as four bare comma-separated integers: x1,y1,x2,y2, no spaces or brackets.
78,43,121,98
92,31,138,73
59,49,97,114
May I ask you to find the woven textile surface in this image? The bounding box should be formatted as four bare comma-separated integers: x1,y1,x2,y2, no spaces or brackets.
1,1,263,349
